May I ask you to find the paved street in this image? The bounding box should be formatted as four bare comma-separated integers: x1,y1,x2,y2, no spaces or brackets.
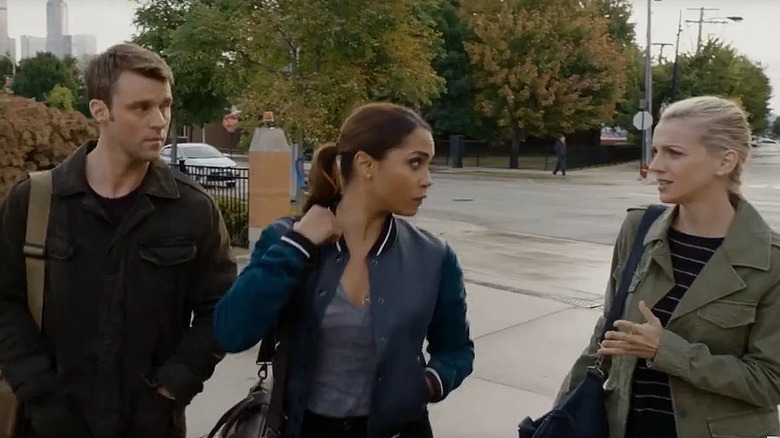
422,144,780,244
186,145,780,438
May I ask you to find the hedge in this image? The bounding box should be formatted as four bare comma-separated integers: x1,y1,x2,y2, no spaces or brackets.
0,95,97,198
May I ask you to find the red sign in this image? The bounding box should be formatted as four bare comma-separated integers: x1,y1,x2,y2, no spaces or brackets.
223,113,239,133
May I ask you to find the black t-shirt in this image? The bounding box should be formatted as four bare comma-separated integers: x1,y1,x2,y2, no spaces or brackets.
92,188,141,226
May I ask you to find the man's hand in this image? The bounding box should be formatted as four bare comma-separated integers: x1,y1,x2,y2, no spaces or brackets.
597,300,663,360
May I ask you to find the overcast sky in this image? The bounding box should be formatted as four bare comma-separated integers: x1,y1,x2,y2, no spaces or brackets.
7,0,779,112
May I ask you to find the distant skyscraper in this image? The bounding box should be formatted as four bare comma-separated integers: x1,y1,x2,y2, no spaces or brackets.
0,0,9,59
21,35,46,59
7,36,14,61
69,34,97,59
63,34,71,56
46,0,68,57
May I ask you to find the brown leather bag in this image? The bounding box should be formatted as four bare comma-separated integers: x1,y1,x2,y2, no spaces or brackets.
0,171,52,438
207,217,313,438
206,336,286,438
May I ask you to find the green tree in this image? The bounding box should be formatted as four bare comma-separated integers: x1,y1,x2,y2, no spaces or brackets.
589,0,636,49
653,39,771,132
133,0,233,128
230,0,444,142
463,0,629,167
588,0,644,132
72,80,90,117
424,0,488,140
45,84,75,111
11,53,79,102
133,0,189,58
163,2,237,126
0,56,12,78
771,117,780,138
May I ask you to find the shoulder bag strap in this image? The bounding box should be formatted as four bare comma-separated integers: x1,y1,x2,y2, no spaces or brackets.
24,171,53,329
600,204,667,341
256,215,317,433
264,259,318,433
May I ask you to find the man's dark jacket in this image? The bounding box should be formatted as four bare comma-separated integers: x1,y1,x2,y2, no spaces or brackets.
0,142,236,438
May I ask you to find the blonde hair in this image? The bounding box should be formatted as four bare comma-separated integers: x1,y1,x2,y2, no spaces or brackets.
659,96,751,201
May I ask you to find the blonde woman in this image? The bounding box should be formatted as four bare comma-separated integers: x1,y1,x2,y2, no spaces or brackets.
557,96,780,437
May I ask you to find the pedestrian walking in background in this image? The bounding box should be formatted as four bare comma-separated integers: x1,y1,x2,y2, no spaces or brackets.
553,135,567,176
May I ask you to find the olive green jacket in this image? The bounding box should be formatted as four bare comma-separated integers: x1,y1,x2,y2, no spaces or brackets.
558,201,780,438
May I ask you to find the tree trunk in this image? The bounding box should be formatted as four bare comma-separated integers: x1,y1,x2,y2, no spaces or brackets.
170,120,181,171
509,127,521,169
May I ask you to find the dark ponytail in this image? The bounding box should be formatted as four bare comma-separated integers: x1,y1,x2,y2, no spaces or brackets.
302,142,342,213
301,102,431,213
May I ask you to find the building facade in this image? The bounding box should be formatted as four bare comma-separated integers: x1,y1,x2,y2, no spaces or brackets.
20,35,46,59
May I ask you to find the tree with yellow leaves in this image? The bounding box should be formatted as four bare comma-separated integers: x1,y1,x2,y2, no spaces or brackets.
462,0,629,167
227,0,445,143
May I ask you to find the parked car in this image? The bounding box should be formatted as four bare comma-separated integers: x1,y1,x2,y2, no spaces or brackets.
160,143,239,188
750,137,778,147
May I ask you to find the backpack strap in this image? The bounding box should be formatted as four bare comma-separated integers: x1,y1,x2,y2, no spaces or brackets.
24,171,53,329
600,204,667,341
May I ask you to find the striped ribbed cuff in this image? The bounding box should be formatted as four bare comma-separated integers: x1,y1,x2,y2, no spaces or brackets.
280,230,316,259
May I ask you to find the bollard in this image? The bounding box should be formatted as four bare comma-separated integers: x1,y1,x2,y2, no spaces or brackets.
248,125,291,250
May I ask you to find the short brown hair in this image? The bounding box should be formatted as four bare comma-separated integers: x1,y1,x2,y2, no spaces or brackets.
85,43,174,108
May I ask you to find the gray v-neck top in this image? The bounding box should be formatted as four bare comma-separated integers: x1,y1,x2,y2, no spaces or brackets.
306,284,377,417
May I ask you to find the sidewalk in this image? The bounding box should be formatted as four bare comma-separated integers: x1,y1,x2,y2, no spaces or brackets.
433,160,653,186
194,218,611,438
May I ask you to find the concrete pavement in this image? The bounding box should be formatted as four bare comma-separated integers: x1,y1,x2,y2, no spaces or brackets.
431,160,646,186
186,144,780,437
188,217,610,438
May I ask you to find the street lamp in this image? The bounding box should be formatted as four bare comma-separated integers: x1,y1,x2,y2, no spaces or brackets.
640,0,663,178
686,8,743,53
671,11,743,101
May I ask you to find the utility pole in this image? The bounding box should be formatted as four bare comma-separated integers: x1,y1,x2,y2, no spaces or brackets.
653,42,673,63
671,10,683,101
686,7,719,53
641,0,654,177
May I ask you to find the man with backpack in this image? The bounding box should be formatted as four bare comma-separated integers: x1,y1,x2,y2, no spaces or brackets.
0,43,235,438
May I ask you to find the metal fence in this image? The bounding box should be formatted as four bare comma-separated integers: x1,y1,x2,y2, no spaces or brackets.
170,163,250,247
433,138,641,170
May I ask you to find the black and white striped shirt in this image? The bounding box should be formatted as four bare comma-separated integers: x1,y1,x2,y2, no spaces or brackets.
625,228,724,438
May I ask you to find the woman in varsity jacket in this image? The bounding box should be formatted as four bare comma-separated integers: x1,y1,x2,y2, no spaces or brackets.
558,96,780,438
212,103,474,438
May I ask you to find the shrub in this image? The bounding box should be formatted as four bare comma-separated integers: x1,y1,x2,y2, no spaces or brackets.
0,95,97,198
214,196,248,248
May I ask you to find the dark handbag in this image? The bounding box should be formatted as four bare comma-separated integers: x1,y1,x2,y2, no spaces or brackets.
517,205,666,438
208,218,314,438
